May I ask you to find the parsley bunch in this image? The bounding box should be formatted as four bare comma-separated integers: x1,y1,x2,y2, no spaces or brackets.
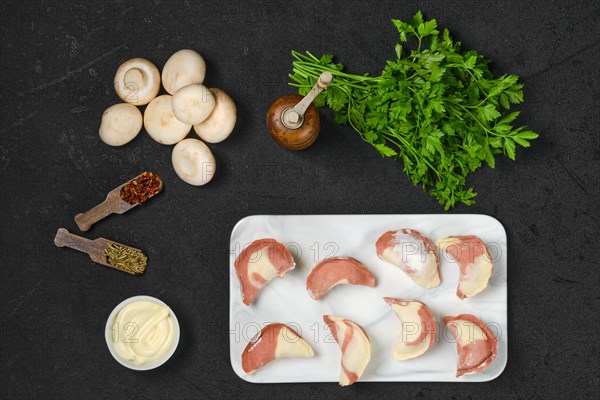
289,12,538,209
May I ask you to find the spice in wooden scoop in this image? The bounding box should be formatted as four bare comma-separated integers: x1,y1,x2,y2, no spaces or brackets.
54,228,148,275
120,171,162,205
75,171,163,231
105,242,148,275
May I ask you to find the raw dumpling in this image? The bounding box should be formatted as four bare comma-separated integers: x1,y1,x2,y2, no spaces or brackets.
437,235,493,299
241,323,314,374
376,229,441,288
234,239,295,305
323,315,371,386
384,297,436,360
306,257,376,300
444,314,498,377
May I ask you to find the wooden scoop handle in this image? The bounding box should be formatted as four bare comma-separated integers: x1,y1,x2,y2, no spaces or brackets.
74,191,132,231
54,228,108,265
75,199,115,231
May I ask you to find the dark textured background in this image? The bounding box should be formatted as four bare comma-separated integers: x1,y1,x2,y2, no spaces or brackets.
1,0,599,399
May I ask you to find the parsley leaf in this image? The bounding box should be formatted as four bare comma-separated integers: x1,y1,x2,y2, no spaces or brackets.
288,13,538,209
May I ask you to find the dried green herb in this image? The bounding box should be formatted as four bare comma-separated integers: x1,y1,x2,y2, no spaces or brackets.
105,243,147,275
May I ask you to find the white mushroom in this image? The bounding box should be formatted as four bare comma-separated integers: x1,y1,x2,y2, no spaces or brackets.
99,103,143,146
114,58,160,106
143,95,191,145
171,84,216,125
171,139,216,186
162,49,207,95
193,88,237,143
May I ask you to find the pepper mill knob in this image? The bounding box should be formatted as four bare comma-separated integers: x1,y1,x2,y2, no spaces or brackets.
267,72,333,150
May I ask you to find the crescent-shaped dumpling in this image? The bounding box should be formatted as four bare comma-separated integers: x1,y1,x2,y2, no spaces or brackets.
376,229,441,288
306,257,376,300
437,235,493,299
323,315,371,386
444,314,498,377
234,239,295,305
241,323,314,374
384,297,436,360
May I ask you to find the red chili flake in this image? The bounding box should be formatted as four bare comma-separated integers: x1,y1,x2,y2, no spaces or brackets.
120,172,162,205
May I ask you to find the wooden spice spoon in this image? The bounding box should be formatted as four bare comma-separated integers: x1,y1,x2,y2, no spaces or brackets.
74,172,163,231
54,228,147,275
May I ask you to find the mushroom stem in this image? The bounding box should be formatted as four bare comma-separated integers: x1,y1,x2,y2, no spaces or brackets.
114,58,160,106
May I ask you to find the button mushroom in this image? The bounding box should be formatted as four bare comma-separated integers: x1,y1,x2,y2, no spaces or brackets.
171,84,216,125
162,49,207,95
143,95,192,145
99,103,143,146
114,58,160,106
193,88,237,143
171,138,216,186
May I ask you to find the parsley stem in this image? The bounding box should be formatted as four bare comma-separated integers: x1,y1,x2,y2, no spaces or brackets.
293,62,379,84
382,130,440,176
457,105,503,137
292,64,374,90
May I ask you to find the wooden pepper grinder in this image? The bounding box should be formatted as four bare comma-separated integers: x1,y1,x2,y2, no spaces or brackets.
267,72,333,150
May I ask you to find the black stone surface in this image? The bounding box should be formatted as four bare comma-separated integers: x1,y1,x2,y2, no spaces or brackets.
1,1,598,399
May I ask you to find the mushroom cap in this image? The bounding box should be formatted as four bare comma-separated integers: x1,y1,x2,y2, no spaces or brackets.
172,84,216,125
193,88,237,143
143,95,191,145
114,58,160,106
162,49,206,95
171,138,216,186
266,94,320,150
99,103,143,146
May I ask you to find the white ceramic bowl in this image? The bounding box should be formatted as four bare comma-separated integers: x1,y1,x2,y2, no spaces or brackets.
105,295,180,371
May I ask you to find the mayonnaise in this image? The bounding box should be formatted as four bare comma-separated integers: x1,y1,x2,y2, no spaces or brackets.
111,300,175,365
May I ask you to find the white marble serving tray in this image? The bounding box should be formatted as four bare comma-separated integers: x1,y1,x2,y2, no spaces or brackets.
229,215,507,383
